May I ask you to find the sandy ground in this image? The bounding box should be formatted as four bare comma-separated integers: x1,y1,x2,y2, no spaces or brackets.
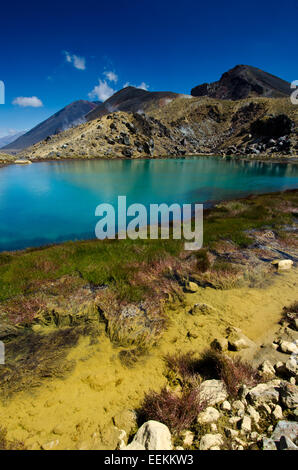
0,268,297,449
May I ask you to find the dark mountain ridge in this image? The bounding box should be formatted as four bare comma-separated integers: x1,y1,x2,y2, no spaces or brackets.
86,86,182,121
191,65,292,100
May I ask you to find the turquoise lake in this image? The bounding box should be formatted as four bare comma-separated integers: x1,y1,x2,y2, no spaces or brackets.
0,157,298,251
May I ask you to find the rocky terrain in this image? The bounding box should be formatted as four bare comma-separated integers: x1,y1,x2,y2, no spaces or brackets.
3,100,98,153
11,94,297,163
2,65,296,163
120,311,298,451
191,65,292,100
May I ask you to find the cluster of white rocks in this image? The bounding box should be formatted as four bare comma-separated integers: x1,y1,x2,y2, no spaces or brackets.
120,368,297,451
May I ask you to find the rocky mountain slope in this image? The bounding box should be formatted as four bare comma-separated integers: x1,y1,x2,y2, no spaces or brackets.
191,65,292,100
85,86,182,121
18,93,297,162
3,100,98,153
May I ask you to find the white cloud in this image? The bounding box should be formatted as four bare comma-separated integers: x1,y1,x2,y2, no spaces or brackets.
123,81,149,90
138,82,149,90
63,51,86,70
12,96,43,107
88,80,116,102
104,71,118,83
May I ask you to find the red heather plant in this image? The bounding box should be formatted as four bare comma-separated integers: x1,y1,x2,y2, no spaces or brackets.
3,295,46,325
138,386,207,434
164,351,199,382
200,349,261,398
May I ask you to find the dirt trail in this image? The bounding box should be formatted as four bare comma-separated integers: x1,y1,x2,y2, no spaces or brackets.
0,268,297,449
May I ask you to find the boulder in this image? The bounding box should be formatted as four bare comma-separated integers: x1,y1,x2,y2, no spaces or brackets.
197,406,220,424
199,434,223,451
221,400,231,411
279,340,298,355
279,436,298,450
262,437,277,450
123,421,172,450
246,405,260,424
247,383,279,406
240,416,251,433
181,430,194,447
271,259,293,270
258,360,275,377
271,420,298,443
226,327,255,351
286,356,298,377
280,383,298,409
272,405,283,420
200,380,228,406
185,282,199,293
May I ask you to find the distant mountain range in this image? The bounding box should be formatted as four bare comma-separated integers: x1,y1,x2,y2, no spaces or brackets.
3,100,98,153
0,131,25,148
4,65,294,154
191,65,291,100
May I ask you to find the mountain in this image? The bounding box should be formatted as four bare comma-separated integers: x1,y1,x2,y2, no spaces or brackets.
19,94,297,162
191,65,292,100
3,100,98,153
0,131,26,148
86,86,182,121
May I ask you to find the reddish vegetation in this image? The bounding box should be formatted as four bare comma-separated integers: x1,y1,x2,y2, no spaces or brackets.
4,295,45,325
139,386,207,434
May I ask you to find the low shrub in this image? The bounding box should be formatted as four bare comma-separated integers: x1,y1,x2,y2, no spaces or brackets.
199,349,261,398
138,386,207,434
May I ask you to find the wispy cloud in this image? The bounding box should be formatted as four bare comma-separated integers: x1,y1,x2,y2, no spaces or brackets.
104,71,118,83
63,51,86,70
12,96,43,107
88,80,116,101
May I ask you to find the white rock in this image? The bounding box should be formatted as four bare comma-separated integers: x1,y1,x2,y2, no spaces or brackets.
247,383,279,405
271,259,293,270
197,406,220,424
224,427,238,438
247,405,260,424
181,430,194,447
200,380,228,406
229,416,241,425
199,434,223,451
240,416,251,433
279,340,298,355
209,446,221,450
123,420,172,450
210,423,218,432
221,400,231,411
285,356,298,376
272,405,283,420
258,360,275,377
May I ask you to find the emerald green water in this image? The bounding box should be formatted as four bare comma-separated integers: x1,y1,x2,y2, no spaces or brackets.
0,157,297,251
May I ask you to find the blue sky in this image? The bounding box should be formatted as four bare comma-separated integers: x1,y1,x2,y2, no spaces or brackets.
0,0,297,137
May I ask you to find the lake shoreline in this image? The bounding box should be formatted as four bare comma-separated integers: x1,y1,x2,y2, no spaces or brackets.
1,152,298,169
0,189,297,450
